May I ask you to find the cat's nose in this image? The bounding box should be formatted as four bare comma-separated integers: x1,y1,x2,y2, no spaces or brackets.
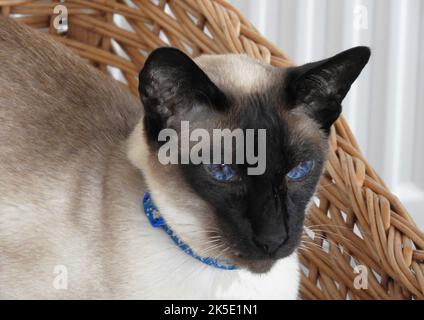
253,233,287,256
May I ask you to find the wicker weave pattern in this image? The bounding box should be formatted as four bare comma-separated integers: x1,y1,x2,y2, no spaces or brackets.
1,0,423,300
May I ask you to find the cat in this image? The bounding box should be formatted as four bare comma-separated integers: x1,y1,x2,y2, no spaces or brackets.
0,17,370,299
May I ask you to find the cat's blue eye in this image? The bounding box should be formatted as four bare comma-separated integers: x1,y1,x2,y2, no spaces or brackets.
286,160,315,181
206,164,236,182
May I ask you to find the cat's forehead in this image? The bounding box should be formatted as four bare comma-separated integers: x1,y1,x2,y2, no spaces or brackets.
195,54,280,94
194,54,326,153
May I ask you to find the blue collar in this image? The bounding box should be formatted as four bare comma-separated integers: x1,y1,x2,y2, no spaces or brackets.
142,192,238,271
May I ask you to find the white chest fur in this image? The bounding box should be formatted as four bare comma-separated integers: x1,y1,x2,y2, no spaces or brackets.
136,249,300,300
119,210,300,300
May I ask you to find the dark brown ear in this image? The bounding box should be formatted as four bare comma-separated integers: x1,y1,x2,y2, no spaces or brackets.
138,47,228,142
286,46,371,131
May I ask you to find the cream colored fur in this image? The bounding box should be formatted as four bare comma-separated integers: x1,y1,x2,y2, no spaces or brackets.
0,17,300,299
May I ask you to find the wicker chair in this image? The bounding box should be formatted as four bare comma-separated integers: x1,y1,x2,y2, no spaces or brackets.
1,0,423,300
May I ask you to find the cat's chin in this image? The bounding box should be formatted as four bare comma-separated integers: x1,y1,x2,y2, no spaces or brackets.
226,246,298,274
228,254,276,274
244,259,276,274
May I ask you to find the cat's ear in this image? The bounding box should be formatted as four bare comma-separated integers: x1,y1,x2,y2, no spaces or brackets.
286,46,371,131
139,47,227,141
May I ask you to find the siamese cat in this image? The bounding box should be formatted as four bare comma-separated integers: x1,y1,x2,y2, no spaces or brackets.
0,17,370,299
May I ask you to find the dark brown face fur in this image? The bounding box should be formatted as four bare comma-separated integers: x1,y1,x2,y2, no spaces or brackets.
138,47,370,273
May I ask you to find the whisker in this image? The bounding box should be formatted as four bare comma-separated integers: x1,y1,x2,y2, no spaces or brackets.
213,246,231,261
300,237,358,263
304,226,358,245
306,223,371,237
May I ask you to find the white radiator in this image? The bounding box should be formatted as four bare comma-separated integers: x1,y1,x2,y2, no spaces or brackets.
230,0,424,227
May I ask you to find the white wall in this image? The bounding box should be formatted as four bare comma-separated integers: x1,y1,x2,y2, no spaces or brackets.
229,0,424,227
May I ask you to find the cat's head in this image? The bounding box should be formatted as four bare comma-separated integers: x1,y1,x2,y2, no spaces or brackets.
128,46,370,273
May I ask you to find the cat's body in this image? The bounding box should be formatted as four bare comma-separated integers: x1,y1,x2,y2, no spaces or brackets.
0,18,370,299
0,18,300,299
